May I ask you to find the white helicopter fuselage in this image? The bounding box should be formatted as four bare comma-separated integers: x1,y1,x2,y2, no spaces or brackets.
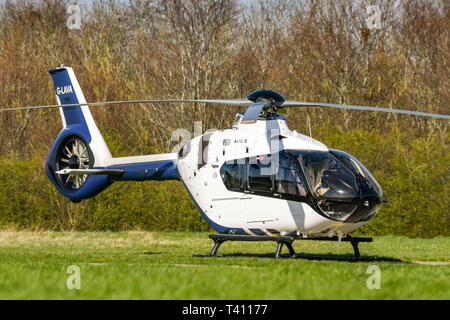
177,116,370,237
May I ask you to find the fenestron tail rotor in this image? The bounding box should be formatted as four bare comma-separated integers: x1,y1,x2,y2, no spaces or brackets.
55,136,92,191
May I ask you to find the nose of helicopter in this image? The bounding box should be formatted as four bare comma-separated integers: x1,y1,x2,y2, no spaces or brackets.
318,149,383,223
345,192,382,223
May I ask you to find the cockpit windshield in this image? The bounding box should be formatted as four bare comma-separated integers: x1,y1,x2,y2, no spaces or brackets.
330,149,382,198
292,151,359,200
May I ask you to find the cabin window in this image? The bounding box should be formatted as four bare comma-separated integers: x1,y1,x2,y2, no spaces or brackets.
220,160,247,192
247,155,273,193
275,153,308,197
220,152,310,200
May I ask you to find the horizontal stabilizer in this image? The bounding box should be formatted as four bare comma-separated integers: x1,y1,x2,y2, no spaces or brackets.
55,168,124,175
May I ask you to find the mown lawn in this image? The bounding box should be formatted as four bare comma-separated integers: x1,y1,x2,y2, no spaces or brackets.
0,231,448,299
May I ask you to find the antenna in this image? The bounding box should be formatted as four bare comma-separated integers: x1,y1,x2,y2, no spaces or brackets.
307,114,313,145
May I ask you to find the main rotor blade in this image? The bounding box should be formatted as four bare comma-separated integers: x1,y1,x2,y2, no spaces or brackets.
0,99,252,112
282,101,450,119
3,97,449,120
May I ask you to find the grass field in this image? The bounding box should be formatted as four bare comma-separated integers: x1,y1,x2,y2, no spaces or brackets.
0,231,448,299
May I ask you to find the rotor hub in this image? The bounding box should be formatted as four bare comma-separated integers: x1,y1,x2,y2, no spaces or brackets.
68,155,80,169
247,89,285,107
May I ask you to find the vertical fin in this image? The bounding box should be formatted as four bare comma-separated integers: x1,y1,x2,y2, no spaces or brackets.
48,66,112,166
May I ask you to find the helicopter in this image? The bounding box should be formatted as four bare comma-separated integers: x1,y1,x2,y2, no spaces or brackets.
3,66,449,259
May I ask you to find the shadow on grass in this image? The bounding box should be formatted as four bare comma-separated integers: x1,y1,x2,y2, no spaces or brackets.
135,252,164,255
194,252,408,263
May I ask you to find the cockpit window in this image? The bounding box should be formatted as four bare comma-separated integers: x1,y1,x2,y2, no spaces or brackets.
330,149,382,198
294,151,359,200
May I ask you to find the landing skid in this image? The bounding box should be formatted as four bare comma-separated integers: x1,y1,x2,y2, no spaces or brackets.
194,233,373,260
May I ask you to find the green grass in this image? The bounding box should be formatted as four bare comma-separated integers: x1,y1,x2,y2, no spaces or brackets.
0,231,448,299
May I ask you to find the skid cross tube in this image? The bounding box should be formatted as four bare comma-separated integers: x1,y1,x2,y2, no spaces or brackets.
296,235,373,260
208,234,296,258
201,234,373,260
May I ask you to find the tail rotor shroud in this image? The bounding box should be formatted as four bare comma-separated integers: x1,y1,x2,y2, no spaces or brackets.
55,136,93,191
